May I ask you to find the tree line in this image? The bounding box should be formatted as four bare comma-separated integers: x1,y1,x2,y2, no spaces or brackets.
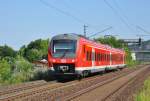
0,39,49,85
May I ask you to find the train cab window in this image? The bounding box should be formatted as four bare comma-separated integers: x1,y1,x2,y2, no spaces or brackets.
52,40,76,58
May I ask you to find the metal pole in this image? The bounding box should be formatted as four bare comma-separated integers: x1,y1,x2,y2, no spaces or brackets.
84,25,88,37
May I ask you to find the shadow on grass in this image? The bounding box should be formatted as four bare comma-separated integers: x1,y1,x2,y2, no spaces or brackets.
30,70,56,81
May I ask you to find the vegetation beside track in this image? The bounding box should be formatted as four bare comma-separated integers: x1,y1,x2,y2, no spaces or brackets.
0,56,33,85
135,76,150,101
0,39,50,85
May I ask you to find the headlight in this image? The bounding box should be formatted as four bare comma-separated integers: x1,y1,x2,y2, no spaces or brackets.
53,59,56,62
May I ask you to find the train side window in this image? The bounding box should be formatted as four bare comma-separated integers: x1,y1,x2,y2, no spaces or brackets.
101,54,102,61
88,51,90,61
96,53,97,61
95,52,96,61
98,53,99,61
83,45,85,53
100,53,101,61
89,51,91,61
106,54,108,61
87,51,92,61
97,53,98,61
103,54,105,61
95,52,97,61
99,53,101,61
107,54,109,61
86,51,88,61
102,54,103,61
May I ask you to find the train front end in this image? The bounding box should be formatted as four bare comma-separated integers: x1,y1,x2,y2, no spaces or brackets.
48,34,79,75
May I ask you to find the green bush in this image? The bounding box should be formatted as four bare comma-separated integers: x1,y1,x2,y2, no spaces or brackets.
0,59,11,84
12,56,34,82
0,56,34,85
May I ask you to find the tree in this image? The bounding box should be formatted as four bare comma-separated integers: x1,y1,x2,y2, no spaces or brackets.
20,39,49,62
18,45,26,56
0,45,17,58
95,36,124,48
26,49,42,62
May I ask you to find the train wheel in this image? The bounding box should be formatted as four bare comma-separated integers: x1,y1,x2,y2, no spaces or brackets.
100,70,105,75
83,71,89,77
77,74,82,80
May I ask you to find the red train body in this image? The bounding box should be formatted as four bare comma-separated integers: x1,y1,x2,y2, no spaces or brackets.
48,34,126,76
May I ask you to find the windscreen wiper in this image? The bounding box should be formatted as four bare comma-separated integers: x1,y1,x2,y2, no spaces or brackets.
60,49,68,58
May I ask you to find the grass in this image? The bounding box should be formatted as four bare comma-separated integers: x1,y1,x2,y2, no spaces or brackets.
127,60,141,69
135,77,150,101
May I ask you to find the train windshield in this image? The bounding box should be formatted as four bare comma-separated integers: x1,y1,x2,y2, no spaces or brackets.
52,40,77,58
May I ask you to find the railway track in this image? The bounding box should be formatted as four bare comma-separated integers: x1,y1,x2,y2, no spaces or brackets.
0,81,63,101
0,80,47,96
0,65,147,101
20,65,146,101
104,65,150,101
71,65,150,101
18,67,138,101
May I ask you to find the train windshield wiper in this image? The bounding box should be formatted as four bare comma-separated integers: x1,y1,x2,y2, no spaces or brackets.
60,49,69,58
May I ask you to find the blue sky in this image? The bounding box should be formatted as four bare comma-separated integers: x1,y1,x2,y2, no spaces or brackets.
0,0,150,50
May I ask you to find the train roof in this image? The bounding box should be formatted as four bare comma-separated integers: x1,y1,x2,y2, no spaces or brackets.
51,33,125,54
51,33,80,40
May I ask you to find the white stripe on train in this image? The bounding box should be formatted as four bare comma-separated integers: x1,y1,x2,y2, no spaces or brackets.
75,64,125,74
50,64,126,74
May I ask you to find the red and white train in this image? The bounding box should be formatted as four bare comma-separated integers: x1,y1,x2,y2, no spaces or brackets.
48,34,126,77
